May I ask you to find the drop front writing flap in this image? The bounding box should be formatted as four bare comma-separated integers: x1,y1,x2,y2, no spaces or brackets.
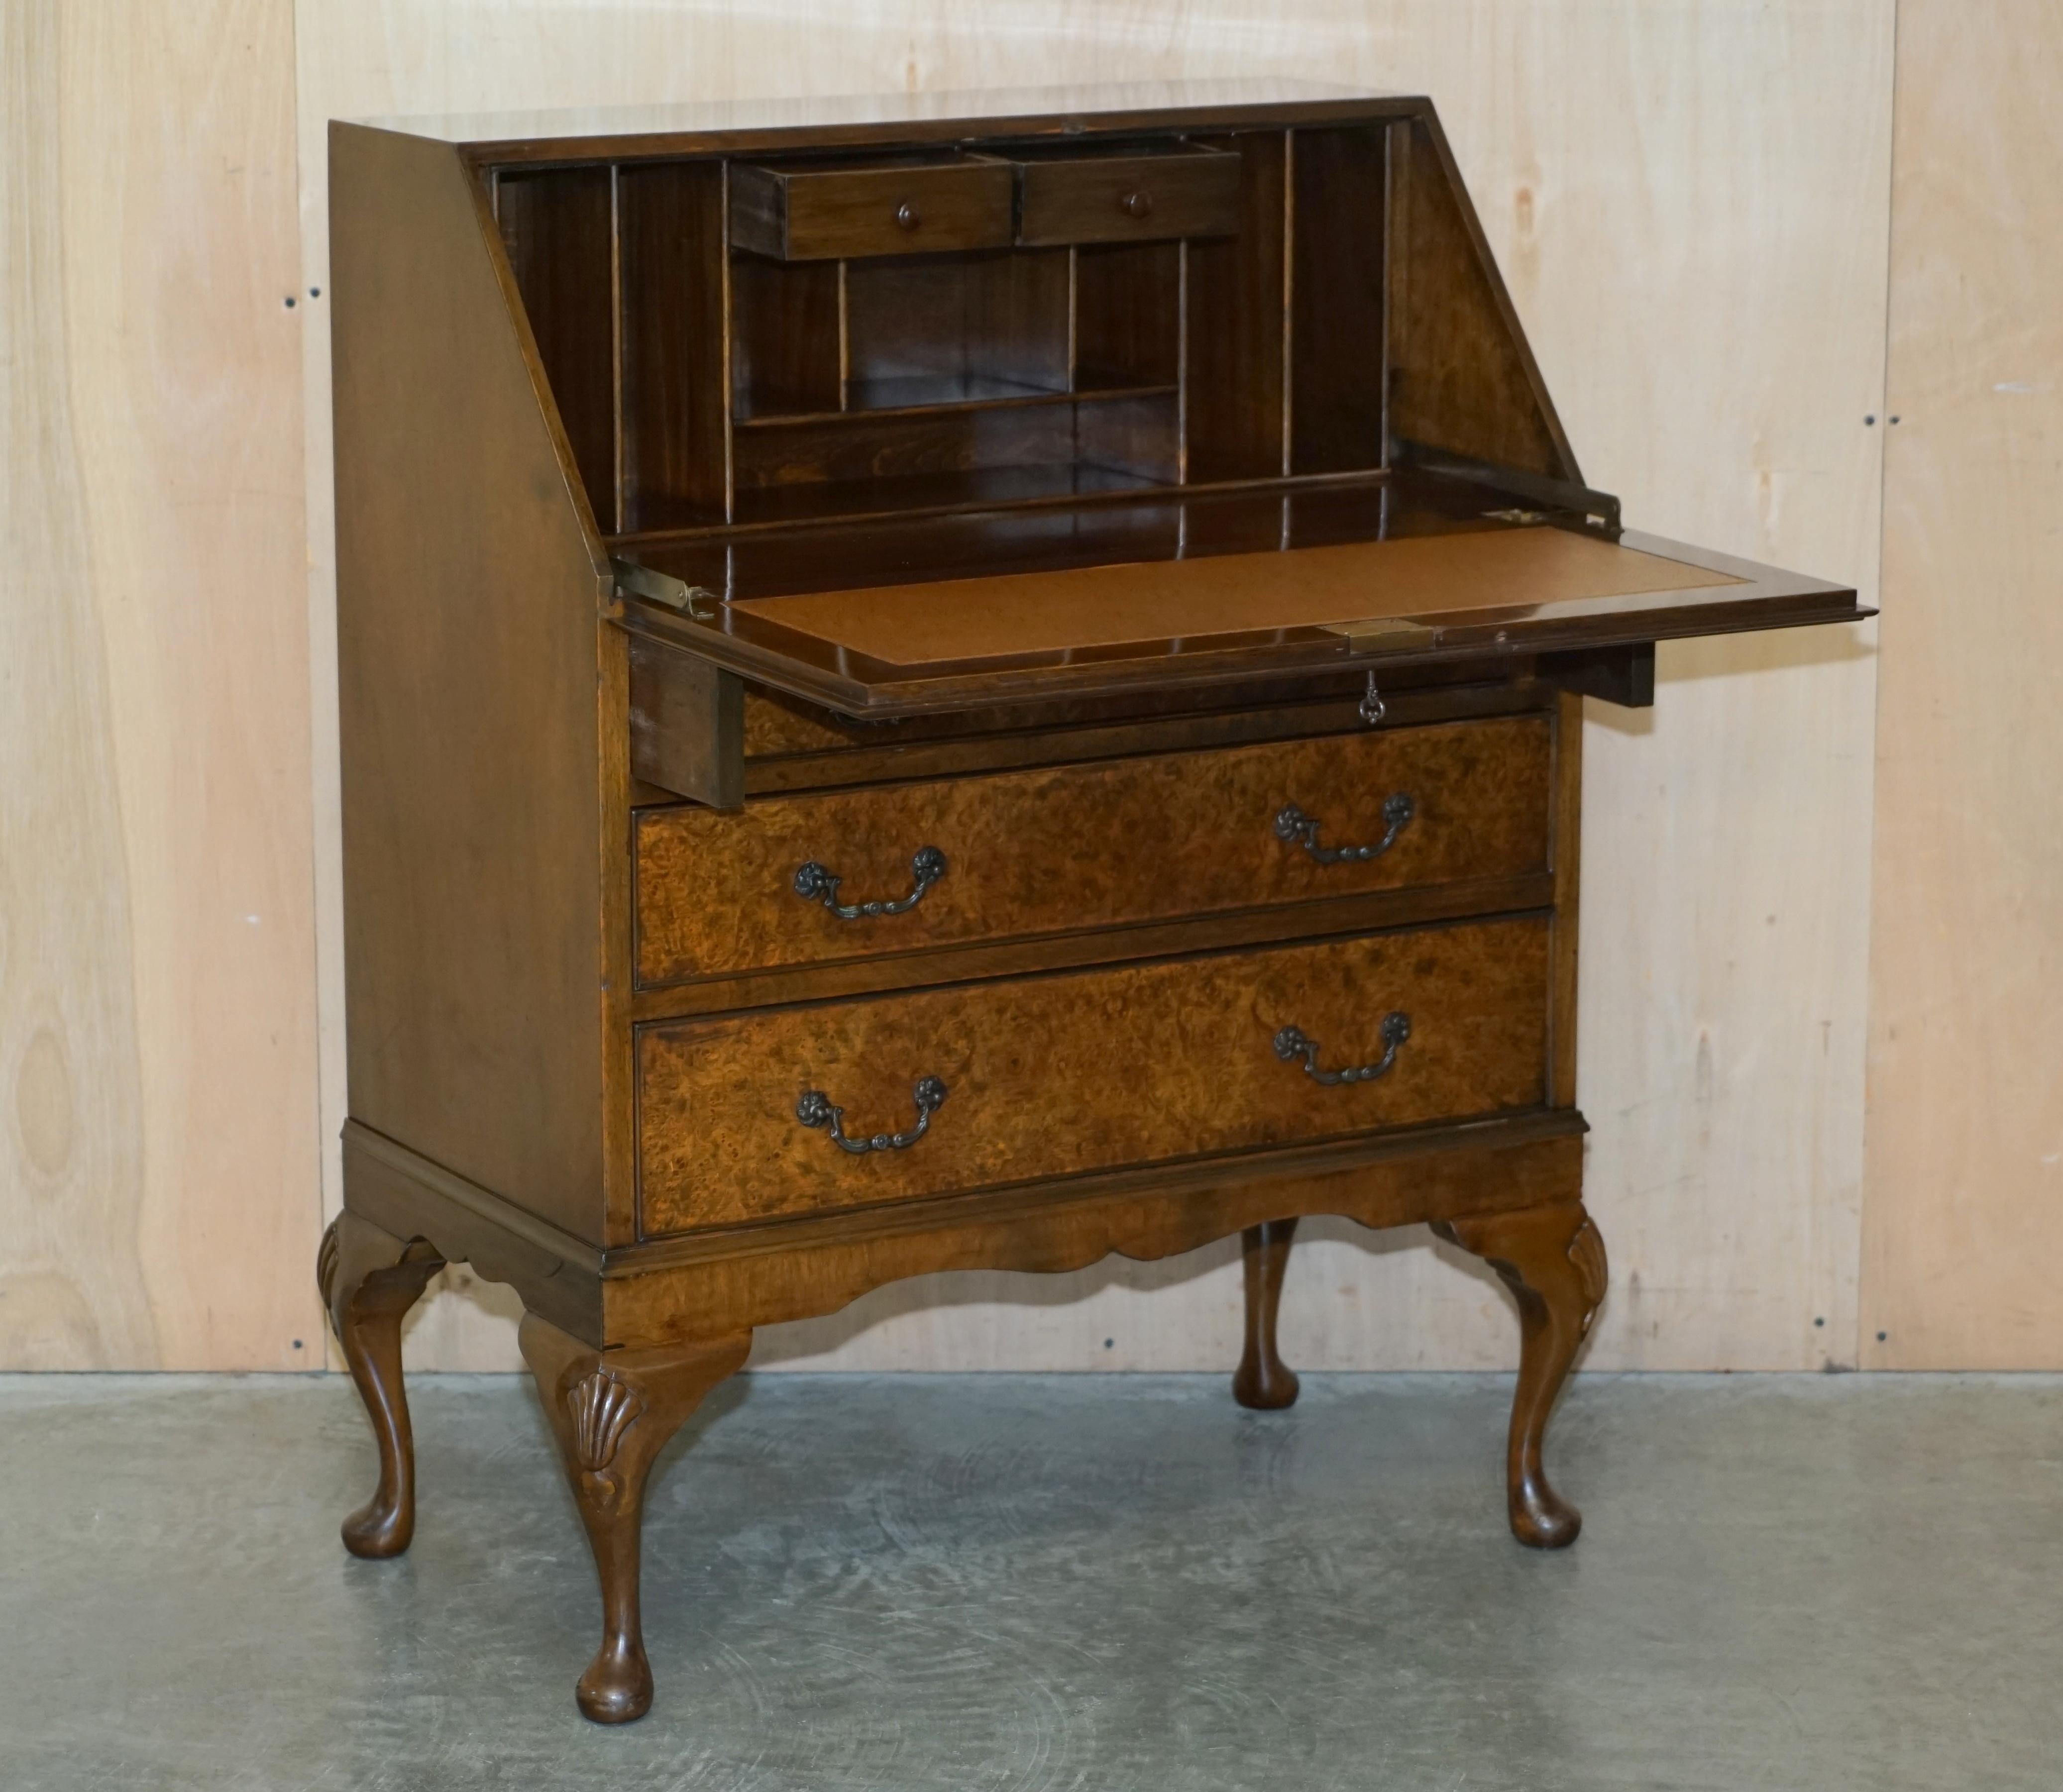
726,527,1736,668
614,515,1861,717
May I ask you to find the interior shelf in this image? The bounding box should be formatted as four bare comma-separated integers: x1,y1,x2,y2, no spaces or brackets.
733,375,1179,426
728,462,1160,530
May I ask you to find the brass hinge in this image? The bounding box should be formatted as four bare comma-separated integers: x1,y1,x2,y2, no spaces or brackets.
1321,616,1440,649
611,557,719,620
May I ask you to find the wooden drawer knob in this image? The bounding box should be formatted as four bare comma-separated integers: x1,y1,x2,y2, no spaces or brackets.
893,200,921,230
1118,188,1154,219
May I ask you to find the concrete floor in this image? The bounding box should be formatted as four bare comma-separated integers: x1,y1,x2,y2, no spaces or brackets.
3,1373,2061,1791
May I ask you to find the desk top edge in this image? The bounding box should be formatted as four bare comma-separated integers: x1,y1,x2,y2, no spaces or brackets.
340,79,1420,160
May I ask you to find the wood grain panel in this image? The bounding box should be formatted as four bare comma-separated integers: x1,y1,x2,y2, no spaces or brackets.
0,0,318,1369
0,5,154,1368
842,246,1072,394
1290,124,1388,475
730,402,1078,491
495,165,616,526
1859,0,2063,1368
620,160,729,530
1529,11,1888,1377
1389,114,1573,479
331,125,612,1241
1075,241,1182,388
293,0,1890,1374
636,716,1550,984
1185,127,1287,482
638,918,1549,1232
731,253,841,419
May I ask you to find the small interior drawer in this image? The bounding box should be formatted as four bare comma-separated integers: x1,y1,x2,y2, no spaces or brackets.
1008,141,1241,246
729,152,1015,261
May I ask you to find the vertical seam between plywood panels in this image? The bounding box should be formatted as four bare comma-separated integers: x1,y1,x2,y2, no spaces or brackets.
288,0,338,1370
1857,0,1907,1372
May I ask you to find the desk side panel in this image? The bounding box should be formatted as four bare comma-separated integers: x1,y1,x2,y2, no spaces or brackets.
331,124,612,1243
1388,114,1578,482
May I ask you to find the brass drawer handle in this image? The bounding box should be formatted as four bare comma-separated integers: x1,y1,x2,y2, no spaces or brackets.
797,1076,948,1155
1274,793,1415,864
793,845,947,919
1273,1014,1411,1086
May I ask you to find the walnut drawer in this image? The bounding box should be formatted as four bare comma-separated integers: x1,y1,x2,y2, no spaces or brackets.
728,154,1014,261
1009,143,1242,246
634,715,1551,988
636,916,1550,1235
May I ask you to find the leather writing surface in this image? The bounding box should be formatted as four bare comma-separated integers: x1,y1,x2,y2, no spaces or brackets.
726,526,1739,667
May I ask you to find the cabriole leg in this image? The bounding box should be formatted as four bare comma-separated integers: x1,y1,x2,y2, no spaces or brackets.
519,1313,751,1725
1433,1201,1607,1548
1232,1218,1302,1409
318,1212,445,1559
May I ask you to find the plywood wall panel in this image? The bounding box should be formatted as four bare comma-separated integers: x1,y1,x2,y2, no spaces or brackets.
0,1,319,1368
1860,0,2063,1369
293,0,1889,1375
0,4,155,1368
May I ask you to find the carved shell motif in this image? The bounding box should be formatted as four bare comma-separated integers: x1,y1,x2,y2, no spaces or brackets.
1567,1219,1609,1333
567,1369,646,1474
316,1218,341,1314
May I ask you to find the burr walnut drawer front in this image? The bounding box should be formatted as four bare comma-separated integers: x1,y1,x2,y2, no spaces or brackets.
634,715,1551,988
636,916,1550,1234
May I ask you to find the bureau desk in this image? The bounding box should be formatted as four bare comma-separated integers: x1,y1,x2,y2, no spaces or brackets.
322,82,1865,1723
